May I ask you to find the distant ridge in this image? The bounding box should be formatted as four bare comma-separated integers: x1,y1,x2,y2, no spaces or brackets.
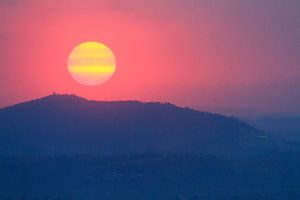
0,94,285,157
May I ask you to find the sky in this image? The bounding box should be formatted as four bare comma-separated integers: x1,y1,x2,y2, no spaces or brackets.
0,0,299,116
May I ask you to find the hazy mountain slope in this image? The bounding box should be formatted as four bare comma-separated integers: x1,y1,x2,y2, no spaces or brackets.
251,116,300,142
0,94,281,157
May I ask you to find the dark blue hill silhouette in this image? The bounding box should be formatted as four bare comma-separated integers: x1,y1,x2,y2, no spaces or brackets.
0,94,282,157
1,94,299,199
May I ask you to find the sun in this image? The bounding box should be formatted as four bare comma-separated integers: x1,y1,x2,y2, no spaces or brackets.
68,41,116,86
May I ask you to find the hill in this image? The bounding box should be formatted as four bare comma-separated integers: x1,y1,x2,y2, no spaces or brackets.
0,94,283,157
0,94,299,199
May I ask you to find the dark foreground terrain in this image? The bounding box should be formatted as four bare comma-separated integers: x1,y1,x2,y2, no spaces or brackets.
1,153,300,200
0,94,299,199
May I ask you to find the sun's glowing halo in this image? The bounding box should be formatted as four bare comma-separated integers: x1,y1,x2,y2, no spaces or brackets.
68,41,116,86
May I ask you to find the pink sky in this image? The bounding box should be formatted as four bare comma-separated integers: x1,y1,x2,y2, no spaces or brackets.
0,0,299,115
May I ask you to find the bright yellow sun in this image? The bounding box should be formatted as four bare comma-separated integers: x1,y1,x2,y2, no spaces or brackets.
68,41,116,86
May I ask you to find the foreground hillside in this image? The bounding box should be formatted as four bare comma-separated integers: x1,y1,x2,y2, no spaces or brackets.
0,94,298,199
1,153,300,199
0,94,281,157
